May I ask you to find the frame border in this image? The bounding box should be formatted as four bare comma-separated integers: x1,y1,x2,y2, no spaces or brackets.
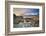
5,1,45,36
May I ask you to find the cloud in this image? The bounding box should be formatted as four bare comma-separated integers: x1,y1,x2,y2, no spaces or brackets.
24,13,38,15
14,8,39,16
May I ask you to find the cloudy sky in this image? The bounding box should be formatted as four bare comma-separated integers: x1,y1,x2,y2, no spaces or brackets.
13,8,39,16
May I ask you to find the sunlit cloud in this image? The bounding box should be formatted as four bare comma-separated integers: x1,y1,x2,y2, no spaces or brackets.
13,8,39,16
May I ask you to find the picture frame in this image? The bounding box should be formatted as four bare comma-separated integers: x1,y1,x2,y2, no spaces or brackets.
5,1,45,36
